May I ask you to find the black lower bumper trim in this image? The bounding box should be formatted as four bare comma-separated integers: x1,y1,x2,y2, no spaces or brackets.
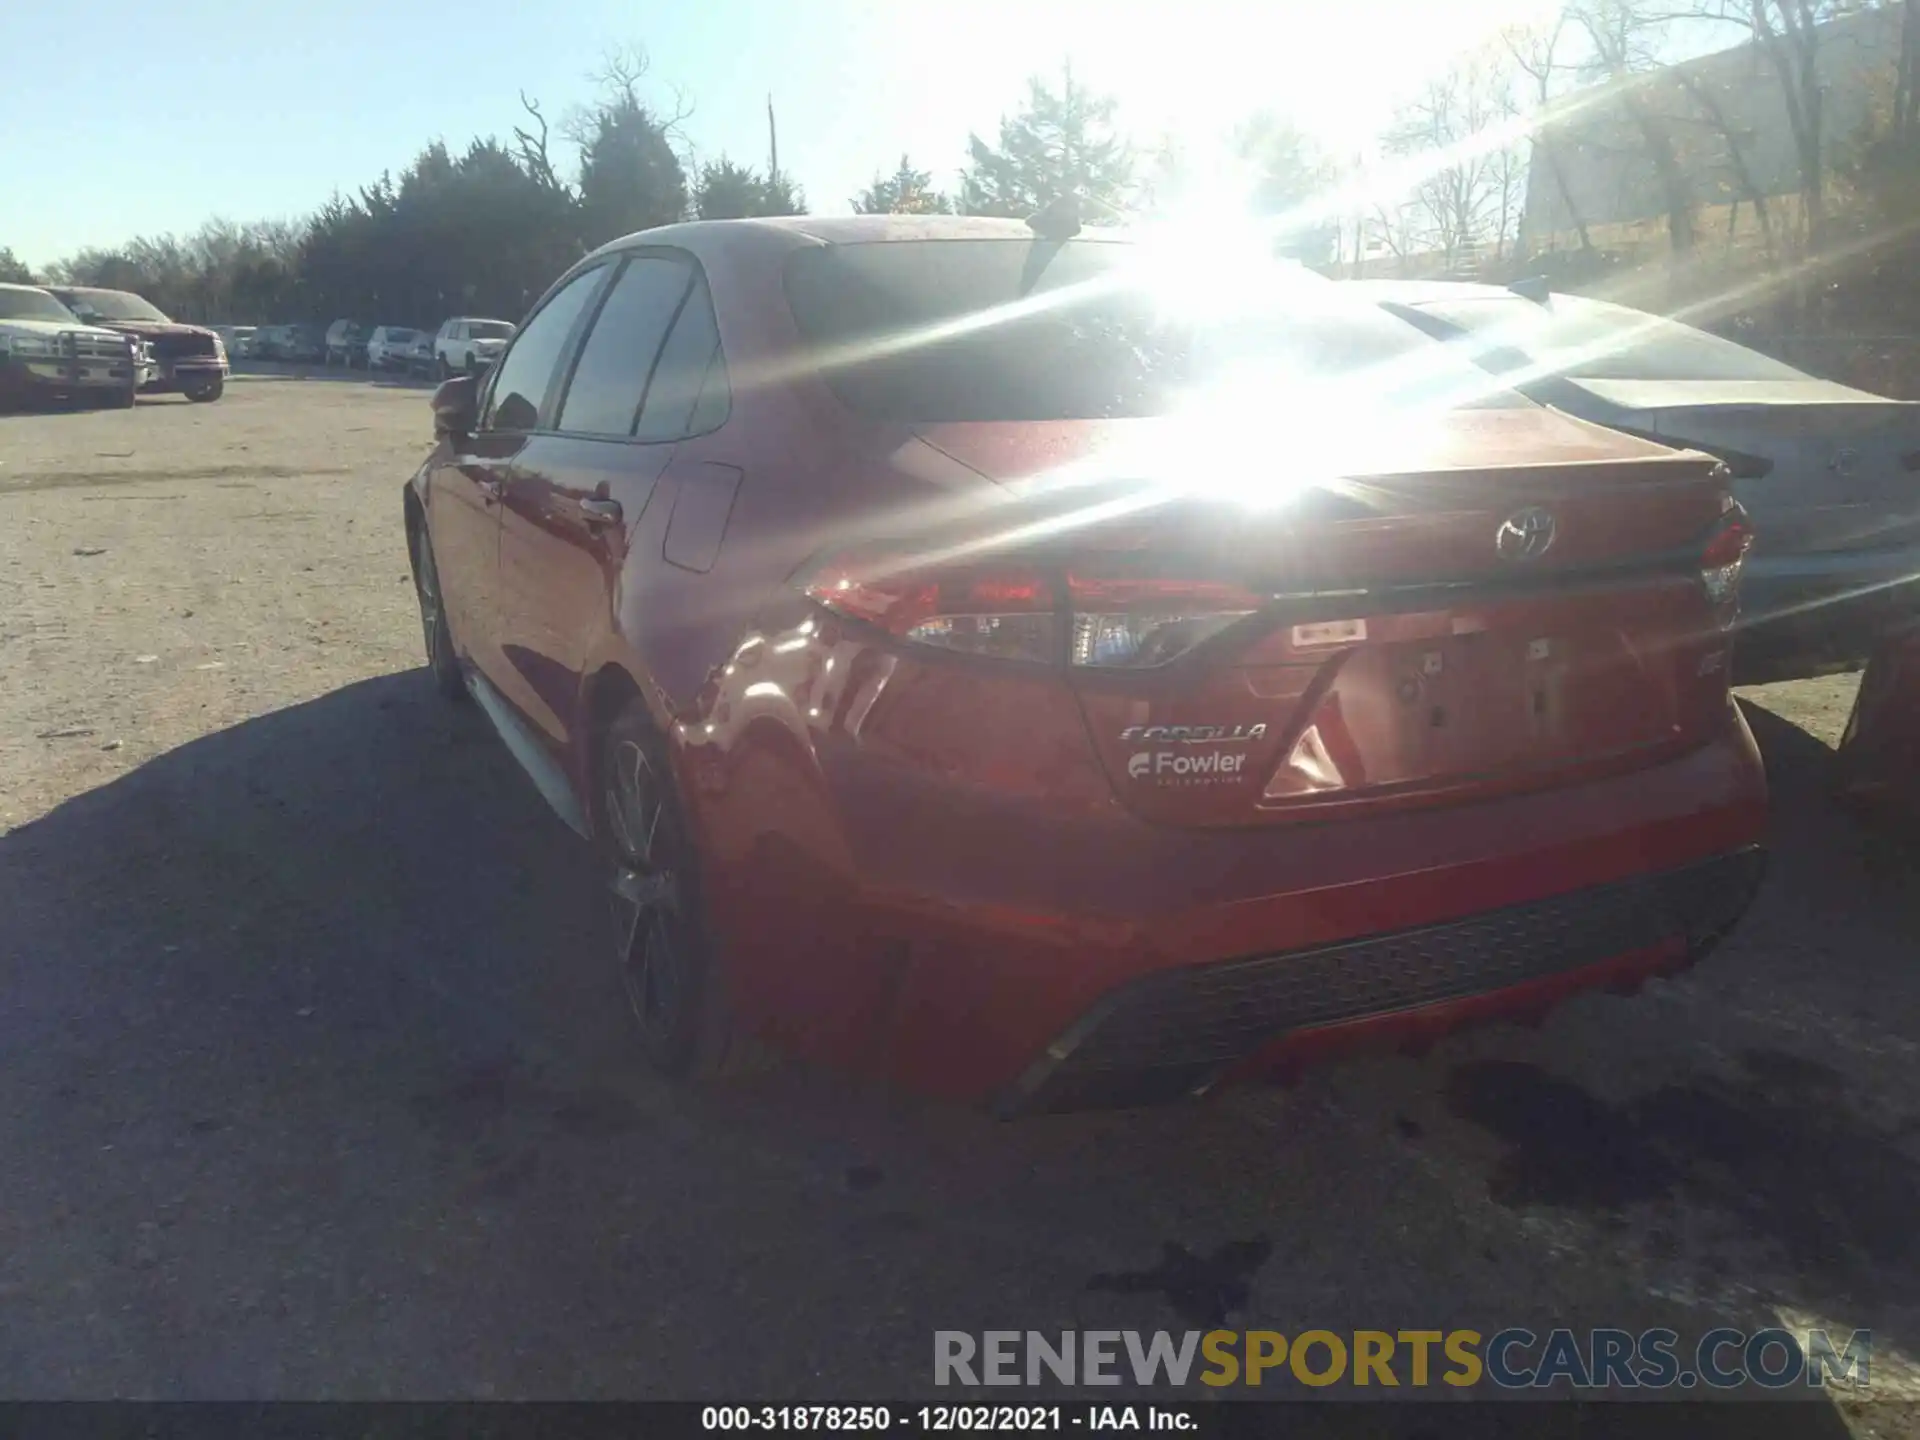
998,847,1767,1116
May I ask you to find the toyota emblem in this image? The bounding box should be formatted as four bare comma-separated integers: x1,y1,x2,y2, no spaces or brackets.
1495,506,1557,561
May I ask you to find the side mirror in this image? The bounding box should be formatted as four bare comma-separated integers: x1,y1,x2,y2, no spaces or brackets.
432,374,478,437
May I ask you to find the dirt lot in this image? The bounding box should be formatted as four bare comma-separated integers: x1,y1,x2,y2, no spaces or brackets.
3,377,1919,1428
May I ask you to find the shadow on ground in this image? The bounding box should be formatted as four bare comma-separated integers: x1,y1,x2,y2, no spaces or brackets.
0,676,1905,1416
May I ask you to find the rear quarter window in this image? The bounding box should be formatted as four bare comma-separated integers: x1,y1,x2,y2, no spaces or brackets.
636,272,727,441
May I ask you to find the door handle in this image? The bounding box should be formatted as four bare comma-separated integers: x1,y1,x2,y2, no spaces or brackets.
579,496,623,525
476,477,505,501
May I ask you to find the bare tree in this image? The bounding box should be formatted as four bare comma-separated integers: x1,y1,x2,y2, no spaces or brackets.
561,44,695,155
1569,0,1699,255
513,93,564,194
1366,201,1418,273
1382,44,1526,265
1677,0,1854,251
1503,16,1596,253
1896,0,1920,143
1671,66,1779,259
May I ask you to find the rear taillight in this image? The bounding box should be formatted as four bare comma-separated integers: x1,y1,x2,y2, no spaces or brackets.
802,550,1058,663
801,552,1263,669
1699,503,1754,605
1065,575,1261,668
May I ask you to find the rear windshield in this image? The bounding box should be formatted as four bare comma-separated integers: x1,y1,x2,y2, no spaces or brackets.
467,321,514,339
0,288,77,322
1410,295,1811,384
382,328,416,342
784,239,1523,424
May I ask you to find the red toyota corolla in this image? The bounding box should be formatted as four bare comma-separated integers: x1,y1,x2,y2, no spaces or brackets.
404,214,1768,1114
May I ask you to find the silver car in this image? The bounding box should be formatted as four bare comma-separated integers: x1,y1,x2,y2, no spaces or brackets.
365,325,421,372
214,325,256,360
1357,280,1920,681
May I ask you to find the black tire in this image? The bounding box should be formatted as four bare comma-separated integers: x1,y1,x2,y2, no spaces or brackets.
109,384,136,409
185,377,224,403
411,530,467,702
596,702,765,1079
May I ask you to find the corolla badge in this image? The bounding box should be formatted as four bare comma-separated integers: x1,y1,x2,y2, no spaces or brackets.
1119,723,1268,745
1495,506,1557,561
1829,447,1860,477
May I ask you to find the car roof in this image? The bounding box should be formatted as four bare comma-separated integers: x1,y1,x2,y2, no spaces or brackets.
582,213,1134,265
0,282,55,296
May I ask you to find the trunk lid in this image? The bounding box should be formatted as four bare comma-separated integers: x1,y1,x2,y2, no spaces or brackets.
913,409,1736,828
1569,378,1920,555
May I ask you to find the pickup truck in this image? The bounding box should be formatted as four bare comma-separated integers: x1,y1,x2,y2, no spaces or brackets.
0,283,144,409
45,285,227,402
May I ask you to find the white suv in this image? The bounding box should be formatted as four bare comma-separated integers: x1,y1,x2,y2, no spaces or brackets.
432,317,516,378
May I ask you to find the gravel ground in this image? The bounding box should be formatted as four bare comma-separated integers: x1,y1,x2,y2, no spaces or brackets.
3,378,1918,1431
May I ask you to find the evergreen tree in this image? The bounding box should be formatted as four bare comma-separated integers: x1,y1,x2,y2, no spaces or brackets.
694,158,807,219
851,155,952,214
960,69,1132,219
577,93,688,243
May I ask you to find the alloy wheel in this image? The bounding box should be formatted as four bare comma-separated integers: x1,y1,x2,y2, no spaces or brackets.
605,737,689,1047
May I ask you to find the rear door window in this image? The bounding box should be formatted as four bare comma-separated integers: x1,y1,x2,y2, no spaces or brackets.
555,254,694,437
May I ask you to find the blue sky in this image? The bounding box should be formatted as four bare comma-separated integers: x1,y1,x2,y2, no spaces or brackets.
3,0,1555,269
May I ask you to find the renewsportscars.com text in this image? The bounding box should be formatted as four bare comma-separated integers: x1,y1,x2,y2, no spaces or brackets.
934,1328,1871,1391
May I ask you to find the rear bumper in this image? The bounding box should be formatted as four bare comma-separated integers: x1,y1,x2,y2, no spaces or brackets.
1737,545,1920,678
700,704,1769,1109
1000,847,1765,1114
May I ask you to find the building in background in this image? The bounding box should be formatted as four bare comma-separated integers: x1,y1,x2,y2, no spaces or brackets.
1524,7,1899,251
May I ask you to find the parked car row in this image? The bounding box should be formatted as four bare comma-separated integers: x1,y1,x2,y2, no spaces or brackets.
1,281,228,408
175,315,518,380
305,317,517,377
252,323,327,363
403,214,1918,1113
